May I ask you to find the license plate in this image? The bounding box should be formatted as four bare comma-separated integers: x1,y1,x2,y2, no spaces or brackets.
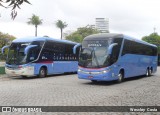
88,76,93,79
12,71,15,74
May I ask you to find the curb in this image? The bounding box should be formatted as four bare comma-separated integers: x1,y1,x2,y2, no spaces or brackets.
0,74,8,78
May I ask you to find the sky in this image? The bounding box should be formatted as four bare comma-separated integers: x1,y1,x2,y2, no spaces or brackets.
0,0,160,40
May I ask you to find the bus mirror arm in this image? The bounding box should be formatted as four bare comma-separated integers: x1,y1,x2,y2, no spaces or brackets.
1,45,9,54
107,43,118,55
24,45,38,55
73,43,81,54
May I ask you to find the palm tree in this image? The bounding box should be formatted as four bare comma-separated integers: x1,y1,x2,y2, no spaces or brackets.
55,20,67,39
27,14,43,36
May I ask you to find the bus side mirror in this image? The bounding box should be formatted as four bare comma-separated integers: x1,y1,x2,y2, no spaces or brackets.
24,45,38,55
107,43,118,55
1,45,9,54
73,43,81,54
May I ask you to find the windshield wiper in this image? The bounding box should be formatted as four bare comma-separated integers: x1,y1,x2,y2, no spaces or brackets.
81,47,100,68
93,50,100,68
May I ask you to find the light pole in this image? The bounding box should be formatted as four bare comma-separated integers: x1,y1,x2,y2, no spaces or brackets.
153,27,156,34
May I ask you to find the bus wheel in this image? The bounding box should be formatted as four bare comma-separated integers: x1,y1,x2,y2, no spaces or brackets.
21,76,27,78
149,68,152,76
117,71,124,83
146,68,151,77
38,67,46,78
91,80,97,83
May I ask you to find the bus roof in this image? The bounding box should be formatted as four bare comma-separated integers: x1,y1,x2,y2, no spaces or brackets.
12,36,78,45
84,33,157,48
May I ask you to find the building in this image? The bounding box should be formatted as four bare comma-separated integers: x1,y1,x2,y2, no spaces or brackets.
95,18,109,33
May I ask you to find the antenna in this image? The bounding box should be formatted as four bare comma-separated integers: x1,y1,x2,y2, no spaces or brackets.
153,27,156,33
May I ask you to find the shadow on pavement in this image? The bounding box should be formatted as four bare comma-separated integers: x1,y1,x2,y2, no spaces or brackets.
81,75,154,86
10,72,77,80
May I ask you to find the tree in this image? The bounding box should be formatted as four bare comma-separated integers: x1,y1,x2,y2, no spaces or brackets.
0,32,16,48
142,32,160,54
0,32,16,60
0,0,31,19
65,25,99,43
55,20,67,40
27,14,43,37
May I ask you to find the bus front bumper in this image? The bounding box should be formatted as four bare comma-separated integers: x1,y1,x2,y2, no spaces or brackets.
78,69,117,81
5,66,35,77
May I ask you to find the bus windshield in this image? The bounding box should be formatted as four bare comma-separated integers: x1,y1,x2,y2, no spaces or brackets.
79,46,110,68
7,43,30,65
6,41,43,65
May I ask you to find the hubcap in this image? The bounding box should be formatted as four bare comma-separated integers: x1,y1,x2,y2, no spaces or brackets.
118,73,122,81
41,70,45,77
146,69,149,76
149,69,152,75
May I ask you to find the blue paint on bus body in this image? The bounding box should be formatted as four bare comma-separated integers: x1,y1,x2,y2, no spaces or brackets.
78,33,158,82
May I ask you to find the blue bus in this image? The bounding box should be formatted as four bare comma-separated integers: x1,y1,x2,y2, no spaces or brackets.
75,33,158,82
1,36,79,78
158,54,160,66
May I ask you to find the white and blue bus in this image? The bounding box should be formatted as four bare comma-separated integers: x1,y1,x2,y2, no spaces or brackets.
1,36,79,78
76,33,158,82
158,54,160,66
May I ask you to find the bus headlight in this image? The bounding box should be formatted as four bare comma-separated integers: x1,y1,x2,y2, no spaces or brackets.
78,69,81,72
102,70,107,73
101,69,111,74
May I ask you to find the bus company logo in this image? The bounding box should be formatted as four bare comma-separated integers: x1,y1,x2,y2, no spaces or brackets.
2,107,12,112
88,44,102,47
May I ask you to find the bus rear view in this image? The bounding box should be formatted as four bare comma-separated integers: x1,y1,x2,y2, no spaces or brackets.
78,33,158,83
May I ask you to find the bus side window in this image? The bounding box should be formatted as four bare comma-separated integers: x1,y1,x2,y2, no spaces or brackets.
113,38,123,58
28,48,39,61
65,44,74,61
122,39,131,56
110,46,119,64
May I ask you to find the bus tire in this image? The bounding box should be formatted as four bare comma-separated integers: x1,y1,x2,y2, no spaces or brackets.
91,80,97,83
148,68,152,76
21,76,27,78
146,68,151,77
117,71,124,83
38,67,46,78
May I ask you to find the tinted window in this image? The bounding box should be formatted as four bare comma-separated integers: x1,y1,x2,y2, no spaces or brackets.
40,41,78,61
41,41,65,61
111,38,123,63
65,44,78,61
122,39,157,56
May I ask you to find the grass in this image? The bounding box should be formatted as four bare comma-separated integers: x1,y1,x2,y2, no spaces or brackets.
0,67,5,74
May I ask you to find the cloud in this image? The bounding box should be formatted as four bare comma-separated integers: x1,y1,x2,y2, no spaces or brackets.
0,0,160,39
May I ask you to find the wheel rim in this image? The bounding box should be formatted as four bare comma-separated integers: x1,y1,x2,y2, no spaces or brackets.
146,69,149,76
149,69,152,75
118,73,122,82
40,69,45,77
